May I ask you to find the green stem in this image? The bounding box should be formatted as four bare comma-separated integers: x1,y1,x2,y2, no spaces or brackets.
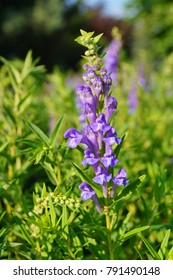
105,205,114,260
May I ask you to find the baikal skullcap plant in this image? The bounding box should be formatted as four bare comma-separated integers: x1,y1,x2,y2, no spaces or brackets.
64,29,129,215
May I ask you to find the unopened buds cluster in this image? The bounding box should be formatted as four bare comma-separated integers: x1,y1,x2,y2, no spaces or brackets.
64,30,128,213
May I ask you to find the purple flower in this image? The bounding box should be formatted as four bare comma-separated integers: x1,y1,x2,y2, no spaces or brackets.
103,127,121,146
83,125,98,150
79,182,95,200
93,166,112,198
82,148,99,165
100,148,119,168
111,168,128,196
82,102,96,122
105,96,117,122
76,86,95,106
82,69,96,84
79,182,102,213
113,168,128,186
91,114,111,133
93,165,112,185
92,76,103,98
64,128,91,148
100,68,107,76
103,74,112,95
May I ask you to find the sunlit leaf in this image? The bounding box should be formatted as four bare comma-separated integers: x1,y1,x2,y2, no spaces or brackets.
158,229,170,260
49,116,63,146
138,233,160,260
25,120,50,147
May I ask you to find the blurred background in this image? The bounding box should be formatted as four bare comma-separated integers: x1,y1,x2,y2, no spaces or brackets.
1,0,173,260
2,0,173,71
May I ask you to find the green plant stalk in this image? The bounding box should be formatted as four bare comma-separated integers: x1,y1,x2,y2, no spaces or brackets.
104,198,114,260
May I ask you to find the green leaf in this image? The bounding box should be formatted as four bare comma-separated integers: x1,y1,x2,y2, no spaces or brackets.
14,216,35,247
134,246,145,260
76,145,85,155
138,233,160,260
17,138,42,148
99,50,107,58
71,229,83,259
35,149,45,164
167,247,173,260
49,116,63,146
114,175,145,202
121,226,150,242
158,229,170,260
0,212,6,222
17,147,35,156
3,104,16,124
41,162,58,186
0,141,10,153
0,227,10,239
21,50,32,81
25,120,50,147
94,33,103,43
80,29,88,36
72,162,102,197
0,56,21,84
114,134,126,157
49,196,56,228
62,204,68,239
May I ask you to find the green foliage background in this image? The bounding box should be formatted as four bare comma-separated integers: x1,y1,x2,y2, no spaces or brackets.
0,0,173,260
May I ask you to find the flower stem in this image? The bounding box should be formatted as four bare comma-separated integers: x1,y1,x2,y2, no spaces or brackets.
104,205,114,260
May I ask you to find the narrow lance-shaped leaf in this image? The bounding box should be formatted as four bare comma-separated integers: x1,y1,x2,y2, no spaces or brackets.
62,204,69,239
25,120,50,147
49,196,56,228
41,162,58,186
14,216,35,247
121,226,150,243
49,116,64,146
138,232,160,260
94,33,103,44
158,229,170,260
72,162,102,198
21,50,32,82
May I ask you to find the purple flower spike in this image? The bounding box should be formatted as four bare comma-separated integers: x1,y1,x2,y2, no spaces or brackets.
111,168,128,196
65,31,128,206
79,182,102,213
